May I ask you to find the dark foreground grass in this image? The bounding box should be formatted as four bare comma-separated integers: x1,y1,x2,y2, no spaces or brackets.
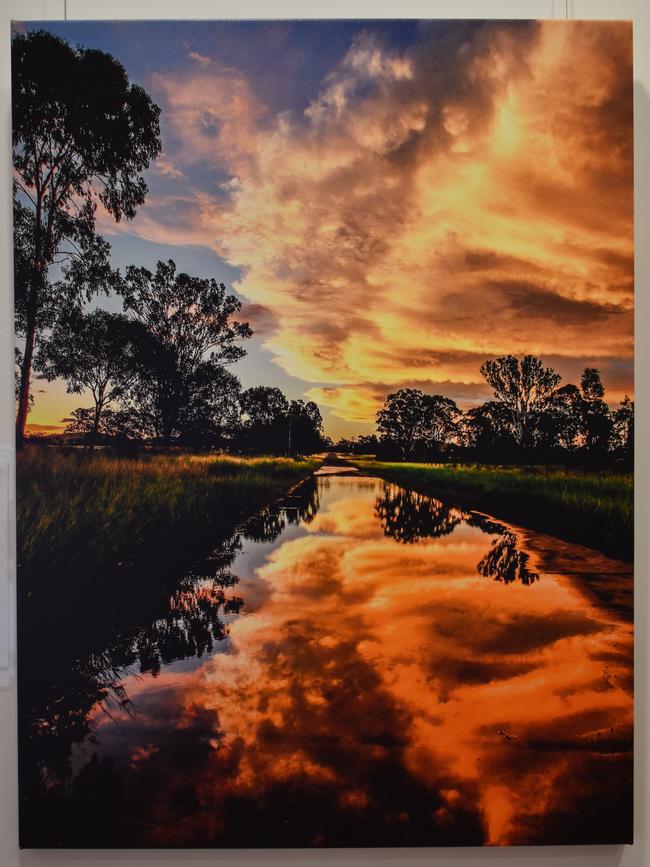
18,448,319,573
353,460,633,562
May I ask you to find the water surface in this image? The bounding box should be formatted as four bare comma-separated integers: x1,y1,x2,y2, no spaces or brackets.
20,471,633,847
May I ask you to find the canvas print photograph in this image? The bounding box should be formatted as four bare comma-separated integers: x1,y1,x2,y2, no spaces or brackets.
13,18,633,848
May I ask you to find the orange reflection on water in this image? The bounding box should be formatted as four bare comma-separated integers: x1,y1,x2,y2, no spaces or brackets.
86,475,633,846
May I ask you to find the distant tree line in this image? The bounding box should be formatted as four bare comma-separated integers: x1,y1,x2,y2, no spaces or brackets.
13,30,327,456
28,260,327,454
335,356,633,468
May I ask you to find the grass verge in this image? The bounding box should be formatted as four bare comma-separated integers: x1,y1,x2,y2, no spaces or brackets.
352,460,632,562
17,448,319,574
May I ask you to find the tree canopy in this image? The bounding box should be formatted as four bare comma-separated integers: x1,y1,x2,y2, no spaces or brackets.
12,30,161,223
120,260,252,444
241,386,289,427
35,309,138,443
13,29,161,446
376,388,460,459
287,400,324,456
480,355,561,446
365,356,632,467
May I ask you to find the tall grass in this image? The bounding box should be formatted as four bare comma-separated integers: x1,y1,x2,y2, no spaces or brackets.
353,460,633,562
18,448,319,573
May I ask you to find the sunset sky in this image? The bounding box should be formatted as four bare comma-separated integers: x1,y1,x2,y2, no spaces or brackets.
16,19,634,439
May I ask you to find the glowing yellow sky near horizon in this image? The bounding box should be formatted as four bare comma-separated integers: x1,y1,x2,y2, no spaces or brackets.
25,20,634,436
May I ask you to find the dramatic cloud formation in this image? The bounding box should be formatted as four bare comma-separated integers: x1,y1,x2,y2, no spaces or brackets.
112,21,634,431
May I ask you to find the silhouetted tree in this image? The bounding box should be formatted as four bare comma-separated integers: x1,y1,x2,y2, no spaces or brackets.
35,309,137,444
239,386,289,453
15,348,33,413
241,386,289,426
63,407,143,443
579,368,612,453
480,355,561,446
357,434,379,454
377,389,460,459
371,359,625,465
536,383,583,450
121,260,251,444
13,200,48,427
376,388,426,458
12,29,161,446
181,364,242,448
420,394,460,457
287,399,324,455
461,400,515,452
611,395,634,461
332,435,379,455
581,367,605,402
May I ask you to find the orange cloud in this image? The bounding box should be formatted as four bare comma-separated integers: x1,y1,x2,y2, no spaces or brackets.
151,52,267,175
134,22,633,423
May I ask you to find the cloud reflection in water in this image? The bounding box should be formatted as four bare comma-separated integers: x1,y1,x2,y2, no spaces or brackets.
42,475,632,846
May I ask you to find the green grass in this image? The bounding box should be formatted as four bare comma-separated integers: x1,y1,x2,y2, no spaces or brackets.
352,460,633,562
17,448,319,574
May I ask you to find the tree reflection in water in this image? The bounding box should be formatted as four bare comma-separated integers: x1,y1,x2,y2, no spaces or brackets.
18,475,322,827
19,537,243,812
374,485,461,543
20,475,553,846
243,476,320,542
476,532,539,586
134,568,243,677
376,483,538,586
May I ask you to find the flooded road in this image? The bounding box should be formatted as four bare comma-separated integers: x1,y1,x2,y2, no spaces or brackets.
20,470,633,847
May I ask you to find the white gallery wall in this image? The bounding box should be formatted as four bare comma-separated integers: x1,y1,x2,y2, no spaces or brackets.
0,1,647,865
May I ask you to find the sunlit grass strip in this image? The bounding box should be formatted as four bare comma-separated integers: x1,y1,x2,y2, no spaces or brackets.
17,448,319,572
353,460,633,562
